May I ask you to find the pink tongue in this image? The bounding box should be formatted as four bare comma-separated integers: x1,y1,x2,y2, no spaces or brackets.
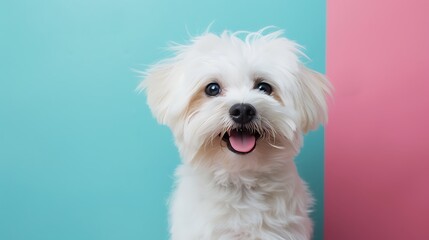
229,131,256,153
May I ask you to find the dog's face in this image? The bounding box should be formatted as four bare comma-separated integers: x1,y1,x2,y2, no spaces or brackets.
140,30,330,170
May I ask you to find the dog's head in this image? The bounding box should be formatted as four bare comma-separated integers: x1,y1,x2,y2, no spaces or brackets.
140,30,330,170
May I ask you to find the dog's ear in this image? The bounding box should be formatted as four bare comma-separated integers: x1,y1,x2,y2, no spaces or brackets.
138,60,180,126
295,65,332,133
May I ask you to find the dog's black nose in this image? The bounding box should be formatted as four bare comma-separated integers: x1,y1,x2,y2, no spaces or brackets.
229,103,256,124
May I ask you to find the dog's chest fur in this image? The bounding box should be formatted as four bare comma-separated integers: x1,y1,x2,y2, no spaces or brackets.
170,163,313,240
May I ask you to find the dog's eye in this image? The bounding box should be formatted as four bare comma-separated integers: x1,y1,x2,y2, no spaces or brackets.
205,82,221,96
255,82,272,95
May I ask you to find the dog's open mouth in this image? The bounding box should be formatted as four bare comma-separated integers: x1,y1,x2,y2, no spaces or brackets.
222,128,260,154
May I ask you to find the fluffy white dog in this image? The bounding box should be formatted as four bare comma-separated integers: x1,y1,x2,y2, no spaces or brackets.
140,29,331,240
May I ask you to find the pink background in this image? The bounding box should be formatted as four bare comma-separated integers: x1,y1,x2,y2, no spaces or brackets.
326,0,429,239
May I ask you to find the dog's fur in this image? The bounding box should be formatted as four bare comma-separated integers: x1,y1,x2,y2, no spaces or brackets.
139,29,331,240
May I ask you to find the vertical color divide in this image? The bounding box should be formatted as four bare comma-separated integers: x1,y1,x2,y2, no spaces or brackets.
326,0,429,239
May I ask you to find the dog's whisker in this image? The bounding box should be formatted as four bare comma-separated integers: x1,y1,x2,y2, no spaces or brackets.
268,141,285,150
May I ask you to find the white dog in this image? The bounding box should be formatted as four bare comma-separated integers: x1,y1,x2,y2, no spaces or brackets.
140,29,331,240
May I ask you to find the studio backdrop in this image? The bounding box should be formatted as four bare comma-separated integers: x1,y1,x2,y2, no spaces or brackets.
4,0,427,239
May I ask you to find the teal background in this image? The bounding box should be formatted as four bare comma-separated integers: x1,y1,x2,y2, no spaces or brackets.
0,1,326,239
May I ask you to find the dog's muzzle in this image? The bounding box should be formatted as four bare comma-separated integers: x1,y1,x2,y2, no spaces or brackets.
222,103,259,154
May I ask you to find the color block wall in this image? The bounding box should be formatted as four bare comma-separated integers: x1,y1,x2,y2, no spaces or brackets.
325,0,429,239
3,1,428,239
0,1,326,239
